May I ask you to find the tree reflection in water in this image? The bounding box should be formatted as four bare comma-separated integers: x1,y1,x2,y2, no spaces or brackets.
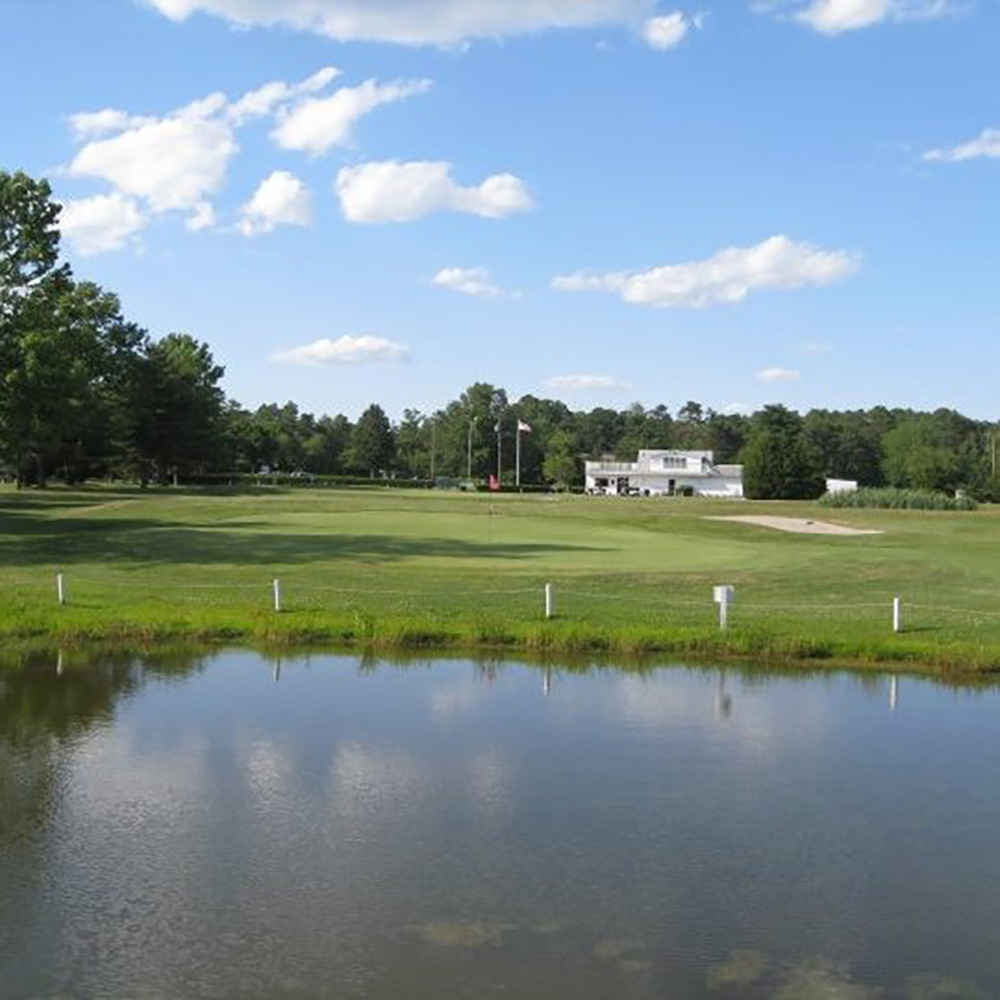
0,648,206,840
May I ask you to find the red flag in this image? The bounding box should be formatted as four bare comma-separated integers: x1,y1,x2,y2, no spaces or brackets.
488,474,501,492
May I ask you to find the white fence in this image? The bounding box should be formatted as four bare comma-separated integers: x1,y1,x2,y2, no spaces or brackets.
31,572,1000,637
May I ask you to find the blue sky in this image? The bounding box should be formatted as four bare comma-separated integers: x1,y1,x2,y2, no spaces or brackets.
2,0,998,420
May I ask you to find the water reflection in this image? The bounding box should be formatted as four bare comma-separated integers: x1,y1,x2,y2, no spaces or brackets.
1,649,999,999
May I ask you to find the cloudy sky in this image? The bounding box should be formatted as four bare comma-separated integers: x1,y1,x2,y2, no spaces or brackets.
2,0,998,418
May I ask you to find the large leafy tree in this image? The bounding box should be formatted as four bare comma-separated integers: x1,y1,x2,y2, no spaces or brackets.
880,411,980,493
615,402,673,459
395,408,428,479
508,394,571,483
1,273,141,486
803,409,883,486
304,414,352,475
706,411,748,463
428,383,508,479
132,334,226,484
0,171,67,319
32,282,145,484
742,405,825,500
0,171,73,483
349,403,395,476
574,407,623,459
541,428,580,487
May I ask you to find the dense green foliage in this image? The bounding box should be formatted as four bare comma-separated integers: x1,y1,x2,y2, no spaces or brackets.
820,487,978,511
3,169,1000,499
742,406,825,500
0,171,227,487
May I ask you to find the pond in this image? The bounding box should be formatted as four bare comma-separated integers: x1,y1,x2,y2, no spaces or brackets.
2,650,999,998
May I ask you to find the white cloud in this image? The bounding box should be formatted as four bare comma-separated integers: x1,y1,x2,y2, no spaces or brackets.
924,128,1000,163
756,367,801,382
185,201,217,232
145,0,656,46
723,402,755,416
791,0,956,34
551,272,625,294
432,266,515,298
68,102,238,213
238,171,313,236
271,334,410,365
69,109,151,139
336,161,536,224
552,236,859,308
797,0,892,31
65,67,411,230
228,66,341,124
544,374,633,391
59,193,146,256
641,11,690,48
798,340,833,354
272,78,432,156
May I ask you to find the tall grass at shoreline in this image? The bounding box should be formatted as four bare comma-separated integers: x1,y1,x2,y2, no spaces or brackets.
819,487,978,511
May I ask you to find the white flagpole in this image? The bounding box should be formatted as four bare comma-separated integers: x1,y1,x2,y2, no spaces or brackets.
497,423,502,483
516,426,521,488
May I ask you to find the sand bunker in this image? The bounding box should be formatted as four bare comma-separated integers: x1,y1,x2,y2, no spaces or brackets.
706,516,883,536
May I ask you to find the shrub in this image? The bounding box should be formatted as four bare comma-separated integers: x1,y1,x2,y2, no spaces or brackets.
179,473,434,489
473,483,554,494
818,487,977,511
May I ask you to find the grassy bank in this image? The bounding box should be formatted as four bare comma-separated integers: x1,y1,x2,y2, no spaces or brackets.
3,485,1000,675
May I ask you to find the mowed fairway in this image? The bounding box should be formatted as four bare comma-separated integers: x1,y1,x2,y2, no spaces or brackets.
3,485,1000,669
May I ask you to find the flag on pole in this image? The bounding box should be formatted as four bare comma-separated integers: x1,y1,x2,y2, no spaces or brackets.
488,474,501,492
515,420,529,487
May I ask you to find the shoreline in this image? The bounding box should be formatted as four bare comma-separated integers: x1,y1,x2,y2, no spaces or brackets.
3,615,1000,680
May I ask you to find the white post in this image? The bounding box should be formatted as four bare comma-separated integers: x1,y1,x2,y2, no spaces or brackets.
56,573,66,606
545,583,555,620
714,585,734,631
273,578,283,613
516,427,522,488
893,595,902,634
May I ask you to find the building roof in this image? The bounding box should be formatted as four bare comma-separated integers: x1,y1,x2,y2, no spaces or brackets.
637,449,713,460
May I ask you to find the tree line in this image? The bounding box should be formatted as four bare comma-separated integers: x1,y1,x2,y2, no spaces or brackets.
3,169,998,499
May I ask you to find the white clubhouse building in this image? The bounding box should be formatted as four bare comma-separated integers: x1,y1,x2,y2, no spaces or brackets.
585,450,744,498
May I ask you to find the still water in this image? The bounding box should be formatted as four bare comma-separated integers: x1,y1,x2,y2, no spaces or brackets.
2,650,999,999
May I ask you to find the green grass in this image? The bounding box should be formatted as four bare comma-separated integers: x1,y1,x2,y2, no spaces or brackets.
3,484,1000,675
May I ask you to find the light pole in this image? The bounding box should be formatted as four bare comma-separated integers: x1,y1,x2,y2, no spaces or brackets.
496,418,503,484
467,416,477,481
429,418,437,482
